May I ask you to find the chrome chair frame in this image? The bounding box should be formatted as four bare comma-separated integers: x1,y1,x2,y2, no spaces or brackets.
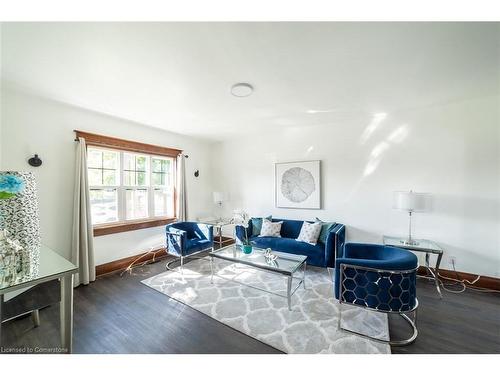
165,231,214,272
338,263,419,346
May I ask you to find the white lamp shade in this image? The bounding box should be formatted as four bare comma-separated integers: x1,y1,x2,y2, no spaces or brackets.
393,191,430,212
213,191,225,204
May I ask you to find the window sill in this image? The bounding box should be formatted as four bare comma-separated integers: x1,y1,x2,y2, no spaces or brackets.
93,217,176,237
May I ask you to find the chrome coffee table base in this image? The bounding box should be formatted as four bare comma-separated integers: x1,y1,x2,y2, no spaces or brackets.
208,246,307,311
209,258,306,310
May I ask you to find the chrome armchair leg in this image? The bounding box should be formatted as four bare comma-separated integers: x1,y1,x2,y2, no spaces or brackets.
339,304,418,346
31,309,40,327
165,251,212,272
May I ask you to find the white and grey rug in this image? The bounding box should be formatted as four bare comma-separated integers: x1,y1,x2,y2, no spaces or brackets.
142,258,390,354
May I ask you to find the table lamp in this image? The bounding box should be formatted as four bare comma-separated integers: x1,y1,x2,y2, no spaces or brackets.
213,192,225,221
393,190,430,246
213,192,225,207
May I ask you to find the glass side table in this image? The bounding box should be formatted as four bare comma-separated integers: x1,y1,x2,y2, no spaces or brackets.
1,244,77,352
383,235,444,298
199,219,234,248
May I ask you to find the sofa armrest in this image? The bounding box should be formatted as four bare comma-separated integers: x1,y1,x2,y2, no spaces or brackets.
325,223,345,267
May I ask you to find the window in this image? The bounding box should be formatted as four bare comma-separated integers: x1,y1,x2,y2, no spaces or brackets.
88,147,176,227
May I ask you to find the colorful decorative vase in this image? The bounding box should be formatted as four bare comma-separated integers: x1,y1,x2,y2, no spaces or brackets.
0,171,40,274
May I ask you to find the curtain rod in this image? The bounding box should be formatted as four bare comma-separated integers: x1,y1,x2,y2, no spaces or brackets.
74,137,189,157
74,130,186,157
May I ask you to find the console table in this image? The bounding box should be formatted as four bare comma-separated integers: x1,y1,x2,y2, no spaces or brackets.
0,244,77,352
200,219,234,248
383,235,444,298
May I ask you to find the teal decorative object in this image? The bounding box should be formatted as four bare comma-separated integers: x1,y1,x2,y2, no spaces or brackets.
242,245,253,254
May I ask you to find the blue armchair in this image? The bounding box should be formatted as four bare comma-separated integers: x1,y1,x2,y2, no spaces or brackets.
335,243,419,346
165,221,214,270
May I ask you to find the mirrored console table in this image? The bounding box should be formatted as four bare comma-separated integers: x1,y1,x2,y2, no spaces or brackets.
0,244,77,353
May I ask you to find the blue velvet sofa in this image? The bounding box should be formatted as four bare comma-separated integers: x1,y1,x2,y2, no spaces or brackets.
235,218,345,268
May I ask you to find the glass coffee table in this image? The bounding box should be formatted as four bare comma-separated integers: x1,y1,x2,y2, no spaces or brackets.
209,245,307,310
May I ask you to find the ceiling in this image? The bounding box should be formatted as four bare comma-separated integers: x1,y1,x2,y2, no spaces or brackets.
1,22,498,141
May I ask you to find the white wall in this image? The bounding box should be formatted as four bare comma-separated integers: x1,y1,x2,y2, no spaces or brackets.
213,95,500,277
0,87,215,265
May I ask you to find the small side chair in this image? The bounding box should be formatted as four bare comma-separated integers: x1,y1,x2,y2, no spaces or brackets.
334,242,419,346
165,221,214,270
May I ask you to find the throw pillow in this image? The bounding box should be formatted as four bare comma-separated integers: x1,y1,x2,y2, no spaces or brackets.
251,215,272,237
259,219,282,237
296,221,322,245
315,217,336,244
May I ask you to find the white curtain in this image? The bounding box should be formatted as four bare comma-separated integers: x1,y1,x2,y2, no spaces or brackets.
71,137,96,286
176,153,187,221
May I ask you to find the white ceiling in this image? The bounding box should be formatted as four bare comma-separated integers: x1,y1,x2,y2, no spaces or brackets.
1,22,499,141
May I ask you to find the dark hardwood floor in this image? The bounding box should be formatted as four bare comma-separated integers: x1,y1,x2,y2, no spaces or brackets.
1,257,499,354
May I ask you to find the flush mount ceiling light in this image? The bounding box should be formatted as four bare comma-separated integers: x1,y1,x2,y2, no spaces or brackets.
230,82,253,97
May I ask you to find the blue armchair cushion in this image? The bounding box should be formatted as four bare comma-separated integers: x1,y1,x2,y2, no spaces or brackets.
250,216,272,237
334,243,418,312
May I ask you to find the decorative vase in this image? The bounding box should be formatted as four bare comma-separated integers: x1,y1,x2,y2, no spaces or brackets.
242,245,253,254
0,171,41,275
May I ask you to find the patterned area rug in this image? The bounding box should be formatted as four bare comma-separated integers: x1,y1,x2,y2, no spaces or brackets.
142,257,390,354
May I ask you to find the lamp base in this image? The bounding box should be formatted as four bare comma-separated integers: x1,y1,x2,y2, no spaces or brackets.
400,239,420,246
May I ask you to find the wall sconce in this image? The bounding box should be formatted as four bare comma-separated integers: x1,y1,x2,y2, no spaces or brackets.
28,154,43,167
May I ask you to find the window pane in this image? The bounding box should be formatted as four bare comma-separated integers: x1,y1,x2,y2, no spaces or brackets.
87,149,102,168
152,172,165,186
163,159,170,173
88,168,102,186
125,189,148,220
90,189,118,224
136,156,147,171
152,158,163,173
137,172,147,186
103,170,118,186
123,153,135,171
123,171,134,186
103,151,118,169
154,189,173,217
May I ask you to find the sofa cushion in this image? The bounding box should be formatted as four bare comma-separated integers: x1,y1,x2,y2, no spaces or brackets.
260,219,282,237
250,236,325,267
251,216,272,236
315,218,337,244
296,221,322,245
273,218,306,238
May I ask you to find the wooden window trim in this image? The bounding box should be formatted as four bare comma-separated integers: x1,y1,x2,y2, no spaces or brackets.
75,130,181,236
93,217,176,237
74,130,182,158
